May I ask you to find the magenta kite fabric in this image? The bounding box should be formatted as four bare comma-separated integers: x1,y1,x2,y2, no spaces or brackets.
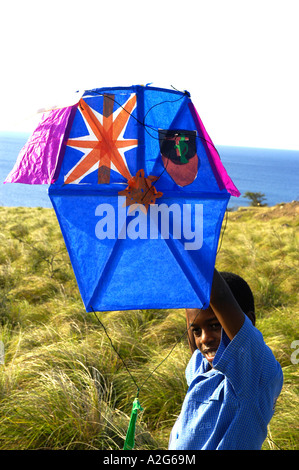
5,105,77,185
188,102,240,197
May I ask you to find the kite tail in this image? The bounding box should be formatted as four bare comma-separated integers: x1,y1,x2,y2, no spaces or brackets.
123,397,143,450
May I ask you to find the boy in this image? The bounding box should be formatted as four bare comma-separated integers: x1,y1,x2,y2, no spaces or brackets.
168,269,283,450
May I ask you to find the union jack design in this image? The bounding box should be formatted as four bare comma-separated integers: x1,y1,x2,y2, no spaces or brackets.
64,93,138,184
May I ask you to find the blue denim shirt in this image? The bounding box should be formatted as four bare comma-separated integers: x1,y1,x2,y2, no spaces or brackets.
169,315,283,450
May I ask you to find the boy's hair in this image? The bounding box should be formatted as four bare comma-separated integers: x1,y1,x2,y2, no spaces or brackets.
220,272,255,324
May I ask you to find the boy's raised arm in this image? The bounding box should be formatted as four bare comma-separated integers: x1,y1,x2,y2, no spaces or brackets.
209,268,245,341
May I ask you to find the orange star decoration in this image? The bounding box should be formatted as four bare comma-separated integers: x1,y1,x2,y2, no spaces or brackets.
64,93,163,211
64,94,138,184
118,169,163,213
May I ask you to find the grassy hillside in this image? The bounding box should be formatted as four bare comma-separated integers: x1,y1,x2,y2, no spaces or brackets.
0,202,298,450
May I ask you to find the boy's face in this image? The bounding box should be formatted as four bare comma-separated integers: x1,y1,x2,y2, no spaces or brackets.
186,307,222,367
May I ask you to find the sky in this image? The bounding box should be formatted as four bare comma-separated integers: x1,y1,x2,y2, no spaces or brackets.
1,0,299,150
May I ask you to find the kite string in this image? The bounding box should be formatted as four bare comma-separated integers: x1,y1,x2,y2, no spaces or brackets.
85,87,186,142
85,86,226,205
217,208,228,255
84,87,227,208
91,307,140,396
84,87,221,156
137,310,203,395
91,305,206,398
92,308,284,451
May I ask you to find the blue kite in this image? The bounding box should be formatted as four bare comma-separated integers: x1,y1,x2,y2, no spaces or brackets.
5,85,240,312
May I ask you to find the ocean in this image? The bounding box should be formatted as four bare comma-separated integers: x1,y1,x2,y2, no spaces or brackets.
1,132,52,208
1,131,298,209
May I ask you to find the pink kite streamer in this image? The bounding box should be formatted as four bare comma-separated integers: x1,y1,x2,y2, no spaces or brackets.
4,105,77,185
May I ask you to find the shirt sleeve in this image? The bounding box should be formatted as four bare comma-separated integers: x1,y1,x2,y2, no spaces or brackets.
213,315,282,400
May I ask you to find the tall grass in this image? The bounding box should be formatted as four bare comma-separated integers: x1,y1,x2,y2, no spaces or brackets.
0,203,298,450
